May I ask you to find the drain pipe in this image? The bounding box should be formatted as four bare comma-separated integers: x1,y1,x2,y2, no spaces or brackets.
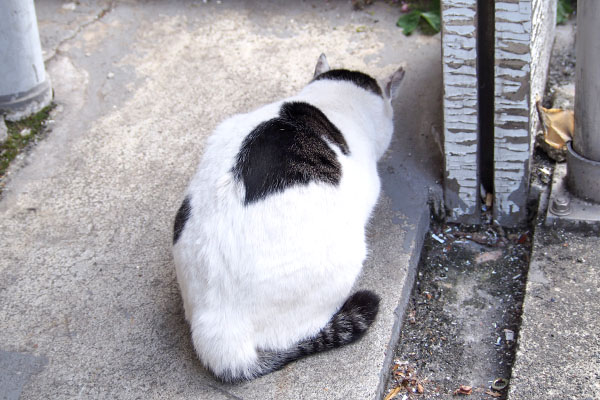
567,0,600,203
0,0,52,121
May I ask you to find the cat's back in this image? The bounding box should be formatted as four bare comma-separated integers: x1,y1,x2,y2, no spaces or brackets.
189,90,375,207
178,90,377,271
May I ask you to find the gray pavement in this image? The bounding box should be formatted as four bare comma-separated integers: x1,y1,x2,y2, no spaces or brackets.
0,1,442,399
508,227,600,400
508,19,600,400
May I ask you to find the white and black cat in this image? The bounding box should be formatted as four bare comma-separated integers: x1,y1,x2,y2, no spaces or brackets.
172,54,405,383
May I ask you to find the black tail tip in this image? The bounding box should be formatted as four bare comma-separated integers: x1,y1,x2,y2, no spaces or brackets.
342,289,380,325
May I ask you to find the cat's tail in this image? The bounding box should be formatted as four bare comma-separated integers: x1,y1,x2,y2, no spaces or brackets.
217,290,380,383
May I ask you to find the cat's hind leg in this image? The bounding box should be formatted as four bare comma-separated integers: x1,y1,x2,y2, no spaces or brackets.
219,290,380,382
190,312,260,383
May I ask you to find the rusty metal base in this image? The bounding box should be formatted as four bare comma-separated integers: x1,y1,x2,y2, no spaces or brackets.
546,163,600,229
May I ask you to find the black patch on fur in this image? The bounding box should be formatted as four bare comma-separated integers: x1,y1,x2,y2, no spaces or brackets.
313,69,383,97
173,196,191,244
233,101,350,205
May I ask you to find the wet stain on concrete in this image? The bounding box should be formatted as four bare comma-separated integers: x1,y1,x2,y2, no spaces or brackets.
0,351,48,400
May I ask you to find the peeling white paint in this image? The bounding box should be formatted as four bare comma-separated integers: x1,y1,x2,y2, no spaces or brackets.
442,0,479,222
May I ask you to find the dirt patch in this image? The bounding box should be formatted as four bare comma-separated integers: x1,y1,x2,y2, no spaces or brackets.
385,224,532,399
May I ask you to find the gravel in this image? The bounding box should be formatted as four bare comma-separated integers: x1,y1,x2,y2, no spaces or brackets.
384,223,532,399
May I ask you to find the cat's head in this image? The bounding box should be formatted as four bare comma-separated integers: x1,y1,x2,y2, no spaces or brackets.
313,53,405,102
311,54,405,158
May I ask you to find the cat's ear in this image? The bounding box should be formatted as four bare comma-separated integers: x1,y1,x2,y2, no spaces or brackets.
383,67,405,100
313,53,330,78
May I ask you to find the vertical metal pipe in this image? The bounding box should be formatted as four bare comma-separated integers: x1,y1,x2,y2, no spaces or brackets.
574,0,600,161
0,0,52,120
566,0,600,203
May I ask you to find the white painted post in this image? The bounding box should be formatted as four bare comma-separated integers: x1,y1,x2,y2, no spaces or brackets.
440,0,558,226
441,0,480,224
493,0,556,226
0,0,52,121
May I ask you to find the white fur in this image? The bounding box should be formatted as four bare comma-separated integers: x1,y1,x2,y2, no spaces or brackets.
173,66,399,380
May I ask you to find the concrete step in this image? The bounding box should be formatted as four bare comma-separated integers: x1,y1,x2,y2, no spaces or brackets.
0,1,442,399
508,227,600,400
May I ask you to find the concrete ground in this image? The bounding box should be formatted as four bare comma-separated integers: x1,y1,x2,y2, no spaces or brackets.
509,19,600,400
0,1,442,399
508,227,600,400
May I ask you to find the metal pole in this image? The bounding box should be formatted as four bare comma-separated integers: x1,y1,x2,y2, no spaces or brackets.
0,0,52,121
567,0,600,203
574,0,600,160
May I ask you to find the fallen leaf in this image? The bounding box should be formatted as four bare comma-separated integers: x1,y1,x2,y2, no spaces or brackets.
417,383,424,394
470,232,489,245
384,386,402,400
536,101,574,149
474,250,502,264
453,385,473,395
485,192,493,207
517,233,529,244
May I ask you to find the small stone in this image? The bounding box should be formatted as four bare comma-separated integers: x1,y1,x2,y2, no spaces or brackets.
538,166,551,184
0,117,7,144
62,2,77,11
107,72,115,79
20,128,32,137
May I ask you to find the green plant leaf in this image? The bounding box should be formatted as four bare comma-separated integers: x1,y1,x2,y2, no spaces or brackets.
421,10,441,32
557,0,574,25
397,10,422,35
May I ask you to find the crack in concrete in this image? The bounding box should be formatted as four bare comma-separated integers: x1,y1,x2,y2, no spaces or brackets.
44,1,115,63
207,384,245,400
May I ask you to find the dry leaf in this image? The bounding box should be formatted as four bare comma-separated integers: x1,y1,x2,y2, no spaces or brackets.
470,232,489,245
485,192,493,208
517,233,529,244
384,386,402,400
417,383,424,394
474,250,502,264
536,101,574,149
453,385,473,395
